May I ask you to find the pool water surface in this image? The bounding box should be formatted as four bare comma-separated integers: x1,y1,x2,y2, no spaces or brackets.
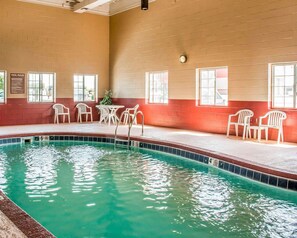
0,141,296,237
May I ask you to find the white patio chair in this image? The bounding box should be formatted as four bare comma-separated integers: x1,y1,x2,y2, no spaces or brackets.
227,109,254,139
97,106,110,124
258,110,287,143
123,104,139,125
76,103,93,123
53,103,70,124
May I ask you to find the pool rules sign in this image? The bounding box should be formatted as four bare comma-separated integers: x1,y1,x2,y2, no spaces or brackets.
10,73,25,94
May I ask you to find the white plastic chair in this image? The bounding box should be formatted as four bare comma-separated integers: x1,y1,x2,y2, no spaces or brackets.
258,110,287,143
76,103,93,123
53,104,70,124
227,109,254,139
98,106,110,124
123,104,139,125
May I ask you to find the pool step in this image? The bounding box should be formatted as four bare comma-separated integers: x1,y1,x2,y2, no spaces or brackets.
114,138,130,149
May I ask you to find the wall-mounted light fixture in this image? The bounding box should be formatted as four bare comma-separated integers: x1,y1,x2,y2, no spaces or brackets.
179,55,187,63
141,0,148,10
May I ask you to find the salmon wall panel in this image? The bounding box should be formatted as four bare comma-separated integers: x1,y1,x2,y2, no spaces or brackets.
0,99,99,125
113,98,297,143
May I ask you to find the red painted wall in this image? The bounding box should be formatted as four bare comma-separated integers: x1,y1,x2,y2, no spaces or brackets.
0,99,99,125
1,98,296,143
112,98,297,143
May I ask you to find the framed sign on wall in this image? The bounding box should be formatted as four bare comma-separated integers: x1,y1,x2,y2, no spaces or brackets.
10,73,25,94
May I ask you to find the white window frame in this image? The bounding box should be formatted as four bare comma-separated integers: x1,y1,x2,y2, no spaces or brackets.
73,74,98,102
197,66,228,106
0,70,7,104
27,72,56,103
145,71,168,104
270,62,297,109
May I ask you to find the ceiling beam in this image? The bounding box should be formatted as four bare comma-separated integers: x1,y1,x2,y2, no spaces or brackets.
73,0,112,13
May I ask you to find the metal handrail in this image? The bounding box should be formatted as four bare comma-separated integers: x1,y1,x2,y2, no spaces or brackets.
114,110,144,149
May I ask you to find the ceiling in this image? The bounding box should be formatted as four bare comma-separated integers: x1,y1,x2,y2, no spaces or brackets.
18,0,153,16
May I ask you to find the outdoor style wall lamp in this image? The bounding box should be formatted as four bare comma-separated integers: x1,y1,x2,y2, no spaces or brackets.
179,55,187,63
141,0,148,10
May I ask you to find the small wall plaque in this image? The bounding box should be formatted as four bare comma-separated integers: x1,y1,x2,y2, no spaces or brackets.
10,73,25,94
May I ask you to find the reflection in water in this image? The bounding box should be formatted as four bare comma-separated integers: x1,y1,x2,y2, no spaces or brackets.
0,151,7,190
64,145,105,193
141,159,171,210
256,197,297,238
24,146,60,198
189,173,234,224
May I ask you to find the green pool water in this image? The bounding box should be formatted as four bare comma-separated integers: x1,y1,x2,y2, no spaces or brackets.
0,141,296,238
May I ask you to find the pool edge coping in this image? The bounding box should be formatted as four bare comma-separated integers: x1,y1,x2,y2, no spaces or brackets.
0,191,55,238
0,131,295,181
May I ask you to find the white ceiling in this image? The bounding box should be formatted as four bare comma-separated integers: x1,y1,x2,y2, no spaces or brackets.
18,0,153,16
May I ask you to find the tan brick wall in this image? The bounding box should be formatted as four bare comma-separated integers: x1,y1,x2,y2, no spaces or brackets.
110,0,297,101
0,0,109,99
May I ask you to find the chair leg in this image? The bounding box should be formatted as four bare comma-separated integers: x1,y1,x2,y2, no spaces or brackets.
265,128,268,141
123,114,128,125
63,115,65,123
246,127,252,138
235,124,238,137
227,122,230,136
242,125,246,140
277,129,280,144
68,113,70,123
86,114,88,122
258,128,261,142
90,113,93,122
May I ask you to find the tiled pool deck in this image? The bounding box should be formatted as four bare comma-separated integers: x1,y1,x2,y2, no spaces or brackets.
0,122,296,237
0,122,296,175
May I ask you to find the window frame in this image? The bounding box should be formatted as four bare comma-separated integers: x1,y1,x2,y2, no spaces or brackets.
197,66,228,107
145,70,169,104
73,74,98,103
270,62,297,109
0,70,7,104
27,71,56,103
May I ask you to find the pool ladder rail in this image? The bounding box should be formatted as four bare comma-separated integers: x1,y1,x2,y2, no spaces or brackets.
114,110,144,149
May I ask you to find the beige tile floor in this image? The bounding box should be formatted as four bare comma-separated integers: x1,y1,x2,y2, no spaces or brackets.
0,122,296,174
0,210,27,238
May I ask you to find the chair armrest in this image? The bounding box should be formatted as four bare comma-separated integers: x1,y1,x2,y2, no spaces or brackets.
258,115,267,126
126,108,136,113
228,113,237,122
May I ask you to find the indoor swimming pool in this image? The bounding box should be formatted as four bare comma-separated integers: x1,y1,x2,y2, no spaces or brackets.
0,140,296,237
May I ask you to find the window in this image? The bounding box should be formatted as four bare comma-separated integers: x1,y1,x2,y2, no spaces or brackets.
271,63,297,108
28,72,55,102
0,71,6,103
74,74,97,102
146,71,168,104
198,67,228,106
